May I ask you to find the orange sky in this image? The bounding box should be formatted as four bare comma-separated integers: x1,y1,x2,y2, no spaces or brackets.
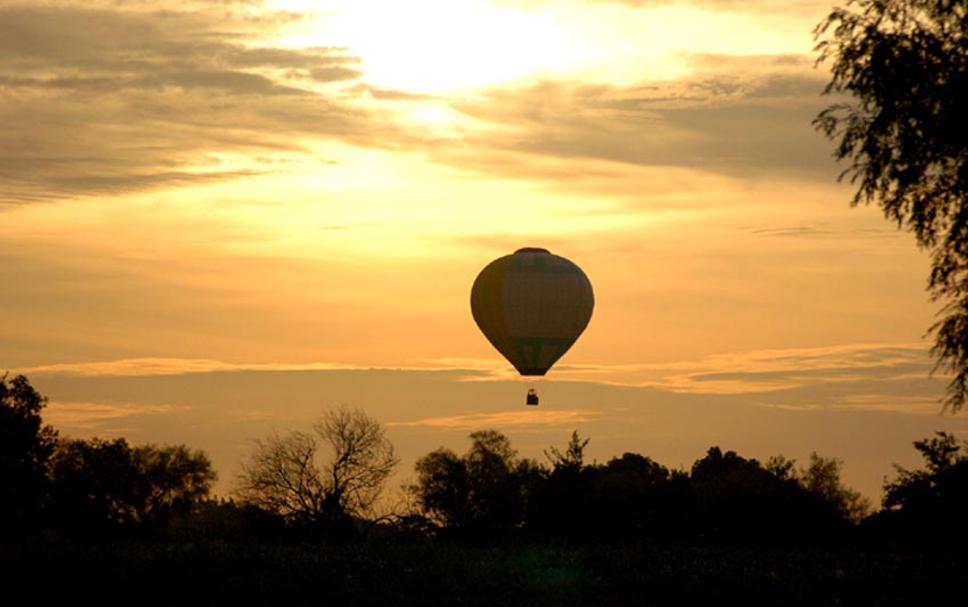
2,0,966,501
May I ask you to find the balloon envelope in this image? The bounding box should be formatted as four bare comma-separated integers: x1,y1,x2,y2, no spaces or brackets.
471,248,594,376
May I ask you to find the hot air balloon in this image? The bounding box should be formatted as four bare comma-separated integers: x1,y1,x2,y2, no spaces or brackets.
470,248,594,406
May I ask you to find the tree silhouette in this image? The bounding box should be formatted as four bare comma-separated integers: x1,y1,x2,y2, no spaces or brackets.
236,406,397,535
855,432,968,546
0,374,57,537
238,431,322,525
690,447,857,543
690,447,786,541
132,443,217,530
413,448,472,529
882,432,968,535
529,431,596,538
815,0,968,410
798,452,870,523
544,430,589,472
51,438,140,537
50,437,216,539
588,453,686,539
412,430,541,536
413,431,871,543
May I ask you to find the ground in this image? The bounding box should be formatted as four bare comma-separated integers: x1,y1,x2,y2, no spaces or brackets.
2,540,963,605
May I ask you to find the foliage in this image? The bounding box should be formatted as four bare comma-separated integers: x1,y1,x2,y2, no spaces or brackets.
414,430,867,544
132,442,216,526
529,431,595,538
690,447,798,541
414,448,473,529
765,454,797,480
0,375,910,549
687,447,866,542
587,453,686,539
0,374,57,536
544,430,589,472
236,406,398,534
50,437,216,538
882,432,968,527
768,453,870,523
166,499,288,543
798,452,871,523
855,432,968,546
50,438,140,536
412,430,543,535
814,0,968,409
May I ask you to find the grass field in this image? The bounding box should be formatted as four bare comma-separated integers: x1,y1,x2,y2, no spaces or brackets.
3,540,963,605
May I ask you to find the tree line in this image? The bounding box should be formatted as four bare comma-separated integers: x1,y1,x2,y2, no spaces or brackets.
3,374,967,547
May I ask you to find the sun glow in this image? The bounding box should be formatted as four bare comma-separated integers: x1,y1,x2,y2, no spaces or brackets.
270,0,816,94
274,0,590,93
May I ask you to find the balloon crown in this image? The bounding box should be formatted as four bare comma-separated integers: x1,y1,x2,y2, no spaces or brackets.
514,247,550,254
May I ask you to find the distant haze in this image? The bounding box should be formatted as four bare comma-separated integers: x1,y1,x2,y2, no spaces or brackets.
28,360,968,502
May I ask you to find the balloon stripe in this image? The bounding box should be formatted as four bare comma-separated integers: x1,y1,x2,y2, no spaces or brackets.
470,255,517,364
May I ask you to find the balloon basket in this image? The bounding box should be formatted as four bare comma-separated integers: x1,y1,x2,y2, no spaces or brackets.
526,388,539,406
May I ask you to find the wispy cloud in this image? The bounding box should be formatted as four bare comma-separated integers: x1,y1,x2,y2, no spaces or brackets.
17,358,362,378
44,400,192,430
559,343,940,395
0,1,387,202
420,343,941,399
437,61,834,185
16,343,944,415
0,0,842,206
747,224,836,238
14,357,495,378
552,1,829,16
389,409,596,429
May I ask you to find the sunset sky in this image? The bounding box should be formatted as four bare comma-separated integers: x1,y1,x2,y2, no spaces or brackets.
3,0,966,501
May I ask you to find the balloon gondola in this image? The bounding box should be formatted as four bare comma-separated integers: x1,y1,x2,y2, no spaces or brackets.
470,247,594,406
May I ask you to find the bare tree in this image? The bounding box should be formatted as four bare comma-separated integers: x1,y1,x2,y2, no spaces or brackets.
236,406,398,530
314,407,399,519
237,431,324,525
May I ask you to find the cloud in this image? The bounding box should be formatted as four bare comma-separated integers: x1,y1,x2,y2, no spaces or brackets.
510,1,830,15
348,84,435,101
44,400,191,430
746,224,836,238
0,1,844,203
13,357,498,379
437,59,836,184
525,343,946,412
389,409,596,430
18,358,354,377
309,67,364,82
737,223,904,240
17,343,941,411
0,2,384,203
30,341,923,407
